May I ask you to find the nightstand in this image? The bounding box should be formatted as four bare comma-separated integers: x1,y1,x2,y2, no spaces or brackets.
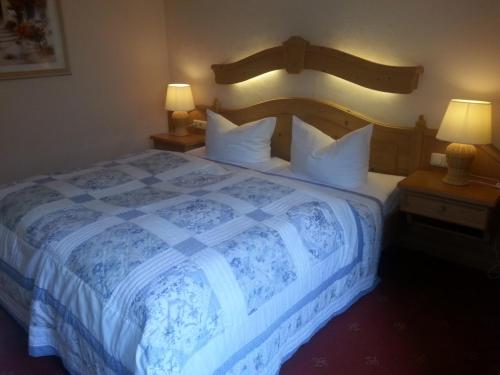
397,169,500,270
150,132,205,152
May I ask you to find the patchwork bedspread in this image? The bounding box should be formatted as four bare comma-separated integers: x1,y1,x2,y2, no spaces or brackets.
0,150,382,375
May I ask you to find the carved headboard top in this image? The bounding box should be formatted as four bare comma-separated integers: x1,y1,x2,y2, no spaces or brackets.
212,36,423,94
206,97,427,176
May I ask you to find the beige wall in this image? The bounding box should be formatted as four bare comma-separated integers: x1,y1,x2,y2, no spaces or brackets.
2,0,499,186
165,0,500,148
0,0,169,185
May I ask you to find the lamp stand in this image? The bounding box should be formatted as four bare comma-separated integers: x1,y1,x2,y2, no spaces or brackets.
443,143,476,186
170,111,190,136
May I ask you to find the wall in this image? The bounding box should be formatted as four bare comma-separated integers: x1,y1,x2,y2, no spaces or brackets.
0,0,169,185
164,0,500,148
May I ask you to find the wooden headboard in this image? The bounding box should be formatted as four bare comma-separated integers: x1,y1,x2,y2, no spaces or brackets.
186,98,500,179
191,97,427,176
183,36,499,178
212,36,423,94
196,36,427,176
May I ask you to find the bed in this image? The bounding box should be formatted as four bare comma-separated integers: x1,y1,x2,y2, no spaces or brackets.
0,146,384,375
0,38,428,374
0,100,425,374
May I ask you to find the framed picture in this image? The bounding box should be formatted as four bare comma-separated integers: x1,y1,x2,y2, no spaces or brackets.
0,0,70,80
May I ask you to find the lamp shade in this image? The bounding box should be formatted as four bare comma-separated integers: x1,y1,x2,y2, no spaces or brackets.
436,99,492,145
165,84,195,111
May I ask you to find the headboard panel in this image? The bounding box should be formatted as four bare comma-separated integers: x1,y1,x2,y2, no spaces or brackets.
212,36,423,94
212,97,426,176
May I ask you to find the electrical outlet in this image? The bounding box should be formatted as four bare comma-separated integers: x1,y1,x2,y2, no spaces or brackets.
191,119,207,130
430,152,447,168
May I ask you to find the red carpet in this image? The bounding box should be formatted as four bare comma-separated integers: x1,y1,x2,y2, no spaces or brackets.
1,249,499,375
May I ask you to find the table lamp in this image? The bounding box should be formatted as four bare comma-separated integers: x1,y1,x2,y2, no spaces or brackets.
436,99,492,186
165,83,195,136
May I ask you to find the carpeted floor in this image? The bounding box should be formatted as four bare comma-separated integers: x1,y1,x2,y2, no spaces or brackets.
1,249,499,375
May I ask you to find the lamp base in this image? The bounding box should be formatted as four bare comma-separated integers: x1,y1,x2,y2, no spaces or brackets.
442,143,476,186
171,111,190,136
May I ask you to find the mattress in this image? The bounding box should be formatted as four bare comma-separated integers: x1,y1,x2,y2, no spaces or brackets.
188,147,404,216
0,149,383,374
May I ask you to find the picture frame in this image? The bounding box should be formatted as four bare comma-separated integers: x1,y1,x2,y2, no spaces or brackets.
0,0,70,80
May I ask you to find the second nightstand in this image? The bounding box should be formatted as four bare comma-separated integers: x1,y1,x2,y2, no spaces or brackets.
397,169,499,269
150,132,205,153
399,170,499,234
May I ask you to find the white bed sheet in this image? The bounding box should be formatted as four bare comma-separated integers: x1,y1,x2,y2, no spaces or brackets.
187,147,404,216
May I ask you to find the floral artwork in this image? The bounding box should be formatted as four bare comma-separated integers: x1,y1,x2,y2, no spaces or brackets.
0,0,69,79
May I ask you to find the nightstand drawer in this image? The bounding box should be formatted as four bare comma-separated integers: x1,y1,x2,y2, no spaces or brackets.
401,192,489,230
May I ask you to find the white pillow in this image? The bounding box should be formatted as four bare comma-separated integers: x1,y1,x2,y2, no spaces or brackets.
291,116,373,188
205,110,276,164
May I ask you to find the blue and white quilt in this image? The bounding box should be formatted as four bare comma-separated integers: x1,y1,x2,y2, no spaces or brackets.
0,150,383,375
